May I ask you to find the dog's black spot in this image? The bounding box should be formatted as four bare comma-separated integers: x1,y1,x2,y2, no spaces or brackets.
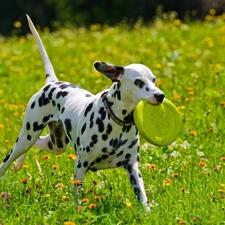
74,143,77,152
96,118,104,133
102,134,108,141
84,102,93,117
42,115,51,123
56,91,69,99
64,119,72,140
146,87,149,91
33,122,45,132
38,92,50,107
81,123,86,135
90,161,95,167
138,172,142,178
130,174,136,185
31,101,35,109
102,155,109,160
90,142,94,148
125,153,131,159
96,157,102,163
52,100,56,107
116,161,123,167
116,151,123,157
102,147,107,153
137,155,140,162
83,161,89,168
106,123,113,134
122,110,127,115
16,137,19,143
128,138,138,148
57,103,61,111
127,164,133,173
109,149,116,155
76,137,80,146
86,146,90,152
3,152,11,163
26,122,30,130
57,139,63,148
77,161,82,168
46,74,50,79
43,84,51,92
122,125,132,133
59,83,78,89
85,94,92,97
98,107,106,120
48,141,53,150
27,134,31,141
48,87,57,100
134,187,141,199
91,135,98,144
61,107,65,114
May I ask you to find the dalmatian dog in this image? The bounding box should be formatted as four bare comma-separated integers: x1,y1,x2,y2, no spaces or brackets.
0,15,165,211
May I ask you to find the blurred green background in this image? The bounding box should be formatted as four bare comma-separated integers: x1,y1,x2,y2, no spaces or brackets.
1,0,225,36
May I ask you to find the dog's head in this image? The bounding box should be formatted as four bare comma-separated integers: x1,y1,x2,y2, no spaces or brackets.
94,61,164,105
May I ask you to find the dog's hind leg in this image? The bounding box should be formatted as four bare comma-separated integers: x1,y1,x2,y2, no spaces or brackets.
0,124,43,177
34,121,69,154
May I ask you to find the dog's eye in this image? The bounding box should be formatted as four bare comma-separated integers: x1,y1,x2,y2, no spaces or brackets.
152,78,156,83
134,79,145,88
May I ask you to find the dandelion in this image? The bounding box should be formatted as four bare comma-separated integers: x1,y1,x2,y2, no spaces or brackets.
148,164,157,169
42,155,50,159
14,21,22,28
198,161,206,167
35,184,41,188
88,203,96,209
82,198,89,203
209,127,213,132
172,173,179,177
221,101,225,106
64,221,76,225
21,178,29,184
189,130,197,136
126,202,132,207
179,219,185,224
22,164,29,169
4,140,9,144
68,154,76,160
180,188,186,192
52,165,59,169
45,194,51,197
72,180,82,185
220,156,225,161
56,183,65,188
62,195,69,200
218,189,225,193
0,124,3,129
56,154,62,158
164,179,172,186
94,196,101,201
174,94,181,100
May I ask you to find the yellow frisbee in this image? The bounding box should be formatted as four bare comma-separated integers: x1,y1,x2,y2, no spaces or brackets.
134,98,182,146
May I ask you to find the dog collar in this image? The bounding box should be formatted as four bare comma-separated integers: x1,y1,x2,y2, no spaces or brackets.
102,92,134,127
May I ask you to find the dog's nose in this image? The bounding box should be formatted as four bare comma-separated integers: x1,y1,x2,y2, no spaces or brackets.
154,92,165,103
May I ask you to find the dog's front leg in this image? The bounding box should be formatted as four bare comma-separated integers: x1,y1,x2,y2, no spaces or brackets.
125,162,150,211
73,157,86,201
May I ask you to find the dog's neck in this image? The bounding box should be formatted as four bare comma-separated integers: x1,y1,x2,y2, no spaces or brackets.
105,82,135,124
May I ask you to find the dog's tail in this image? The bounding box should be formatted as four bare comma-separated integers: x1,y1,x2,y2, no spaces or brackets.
26,15,58,83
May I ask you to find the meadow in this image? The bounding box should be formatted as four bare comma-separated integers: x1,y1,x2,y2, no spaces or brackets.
0,11,225,224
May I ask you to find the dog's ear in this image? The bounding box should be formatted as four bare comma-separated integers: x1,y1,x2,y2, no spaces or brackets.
94,61,124,82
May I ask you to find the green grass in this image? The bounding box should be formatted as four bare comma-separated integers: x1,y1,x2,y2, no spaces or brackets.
1,14,225,224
